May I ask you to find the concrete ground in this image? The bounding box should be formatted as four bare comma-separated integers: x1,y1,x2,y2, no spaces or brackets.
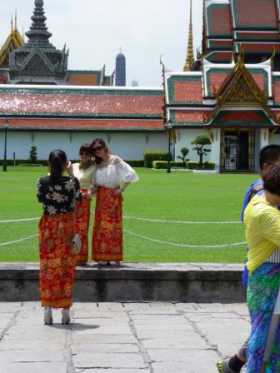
0,302,249,373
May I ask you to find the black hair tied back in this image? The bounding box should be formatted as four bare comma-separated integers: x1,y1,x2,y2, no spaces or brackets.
49,149,67,181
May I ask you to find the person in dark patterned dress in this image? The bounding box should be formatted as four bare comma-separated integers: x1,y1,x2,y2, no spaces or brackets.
37,149,80,325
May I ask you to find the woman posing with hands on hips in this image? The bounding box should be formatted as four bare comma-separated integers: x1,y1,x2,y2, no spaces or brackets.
90,139,139,266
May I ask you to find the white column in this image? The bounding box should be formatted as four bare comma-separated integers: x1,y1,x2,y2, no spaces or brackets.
260,128,269,149
209,128,221,172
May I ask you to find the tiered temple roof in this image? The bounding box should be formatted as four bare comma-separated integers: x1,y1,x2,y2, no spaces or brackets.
0,0,113,86
204,0,280,64
0,85,164,131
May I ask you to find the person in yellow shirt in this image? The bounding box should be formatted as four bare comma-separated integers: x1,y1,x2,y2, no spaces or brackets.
72,144,95,265
243,164,280,373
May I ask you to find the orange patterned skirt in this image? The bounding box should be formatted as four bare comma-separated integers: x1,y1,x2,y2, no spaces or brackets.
92,186,123,262
39,212,76,308
75,190,91,265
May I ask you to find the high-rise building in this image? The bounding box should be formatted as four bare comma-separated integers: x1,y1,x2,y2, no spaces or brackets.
115,50,126,86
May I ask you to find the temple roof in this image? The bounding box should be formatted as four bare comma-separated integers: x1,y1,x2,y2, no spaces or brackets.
165,59,279,128
0,85,164,131
0,26,24,68
9,0,68,84
203,0,280,63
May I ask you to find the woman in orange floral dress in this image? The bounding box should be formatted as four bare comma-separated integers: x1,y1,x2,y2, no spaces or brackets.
37,149,80,325
91,139,139,265
72,144,95,265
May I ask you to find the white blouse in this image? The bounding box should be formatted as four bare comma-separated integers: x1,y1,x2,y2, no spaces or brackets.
93,155,139,189
73,163,96,190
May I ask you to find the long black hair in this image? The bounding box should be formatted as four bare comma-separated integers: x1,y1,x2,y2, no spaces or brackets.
90,138,109,164
48,149,67,181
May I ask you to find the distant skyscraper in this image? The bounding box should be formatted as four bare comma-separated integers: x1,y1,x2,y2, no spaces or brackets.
115,50,126,86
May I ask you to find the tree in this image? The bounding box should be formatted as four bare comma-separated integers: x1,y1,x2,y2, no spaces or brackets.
30,146,37,164
177,147,189,168
191,135,211,167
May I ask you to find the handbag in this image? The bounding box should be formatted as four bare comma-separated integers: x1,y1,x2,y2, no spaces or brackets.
71,233,81,255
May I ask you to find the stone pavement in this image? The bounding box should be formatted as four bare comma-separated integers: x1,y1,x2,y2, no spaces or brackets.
0,302,250,373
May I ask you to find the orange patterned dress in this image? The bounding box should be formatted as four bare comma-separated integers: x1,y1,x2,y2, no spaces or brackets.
92,155,138,262
92,186,123,261
39,212,76,308
74,190,91,264
73,163,95,265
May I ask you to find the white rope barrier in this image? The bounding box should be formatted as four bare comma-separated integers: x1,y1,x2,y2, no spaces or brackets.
124,216,241,225
0,234,37,248
0,216,241,225
124,229,246,249
0,217,39,224
0,216,244,250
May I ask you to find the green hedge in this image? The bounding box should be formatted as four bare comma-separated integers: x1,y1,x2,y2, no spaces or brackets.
144,151,169,168
188,161,216,170
0,159,145,168
125,160,144,167
152,161,185,169
0,159,48,166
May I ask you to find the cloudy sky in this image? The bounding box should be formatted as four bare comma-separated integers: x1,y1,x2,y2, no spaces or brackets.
0,0,203,86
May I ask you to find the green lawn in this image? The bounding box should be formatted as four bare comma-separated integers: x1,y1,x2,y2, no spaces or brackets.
0,166,257,263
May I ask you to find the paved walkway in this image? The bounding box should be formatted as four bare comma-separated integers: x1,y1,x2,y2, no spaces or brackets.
0,302,249,373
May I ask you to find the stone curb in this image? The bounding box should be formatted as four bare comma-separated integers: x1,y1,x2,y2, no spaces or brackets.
0,263,245,303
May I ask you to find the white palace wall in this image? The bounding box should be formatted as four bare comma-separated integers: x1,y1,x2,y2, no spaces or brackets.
0,130,168,161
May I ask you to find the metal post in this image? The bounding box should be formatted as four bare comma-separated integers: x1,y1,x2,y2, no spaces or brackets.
167,123,172,174
3,124,8,172
160,56,173,174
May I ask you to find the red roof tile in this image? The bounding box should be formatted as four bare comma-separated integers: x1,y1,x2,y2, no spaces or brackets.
207,3,232,36
0,88,163,117
233,0,278,29
174,80,203,103
0,118,164,131
174,111,210,124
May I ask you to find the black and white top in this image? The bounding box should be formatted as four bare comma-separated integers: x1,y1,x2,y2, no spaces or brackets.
37,176,81,215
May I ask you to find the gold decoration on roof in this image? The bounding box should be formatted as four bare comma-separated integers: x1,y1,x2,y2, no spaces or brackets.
216,59,267,107
183,0,194,71
211,58,277,124
0,13,24,68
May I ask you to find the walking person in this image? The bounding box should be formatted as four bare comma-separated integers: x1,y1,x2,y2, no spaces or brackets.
243,164,280,372
91,139,139,265
72,144,95,265
217,144,280,373
37,150,81,325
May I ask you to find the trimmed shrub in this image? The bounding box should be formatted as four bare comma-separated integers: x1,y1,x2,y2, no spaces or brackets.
125,160,144,167
30,146,38,163
153,160,185,169
144,151,169,168
187,161,216,170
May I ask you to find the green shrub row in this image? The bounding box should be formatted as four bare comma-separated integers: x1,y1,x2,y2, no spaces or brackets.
125,160,144,167
153,160,216,170
187,161,216,170
152,161,186,169
144,152,169,168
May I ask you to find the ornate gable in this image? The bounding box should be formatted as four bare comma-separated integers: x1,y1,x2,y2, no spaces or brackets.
216,60,268,108
208,59,277,126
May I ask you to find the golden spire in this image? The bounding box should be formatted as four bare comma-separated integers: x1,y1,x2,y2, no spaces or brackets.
183,0,194,71
11,15,14,32
15,10,18,31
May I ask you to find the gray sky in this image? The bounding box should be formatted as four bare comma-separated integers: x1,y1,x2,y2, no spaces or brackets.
0,0,203,86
